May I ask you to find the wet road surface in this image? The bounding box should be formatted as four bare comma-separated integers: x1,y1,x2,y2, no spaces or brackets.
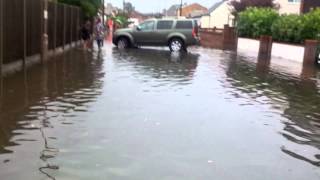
0,43,320,179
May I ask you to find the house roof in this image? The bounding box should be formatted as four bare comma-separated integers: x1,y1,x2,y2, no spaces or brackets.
180,3,208,17
207,0,226,15
166,4,180,16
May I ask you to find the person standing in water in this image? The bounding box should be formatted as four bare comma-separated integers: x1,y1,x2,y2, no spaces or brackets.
81,20,91,50
94,18,105,49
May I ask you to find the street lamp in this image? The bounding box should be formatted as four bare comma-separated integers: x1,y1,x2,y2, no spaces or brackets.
123,0,125,12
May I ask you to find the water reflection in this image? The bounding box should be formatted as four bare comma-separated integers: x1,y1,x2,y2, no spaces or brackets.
0,49,104,179
1,44,320,179
112,48,199,89
225,55,320,167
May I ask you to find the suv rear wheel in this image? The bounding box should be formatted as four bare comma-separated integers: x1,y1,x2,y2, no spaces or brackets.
169,38,185,52
117,37,129,49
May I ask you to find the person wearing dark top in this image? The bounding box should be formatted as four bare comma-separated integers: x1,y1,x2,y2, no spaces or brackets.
81,21,91,50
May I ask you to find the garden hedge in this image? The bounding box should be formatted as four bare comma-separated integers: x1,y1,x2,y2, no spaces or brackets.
237,7,320,44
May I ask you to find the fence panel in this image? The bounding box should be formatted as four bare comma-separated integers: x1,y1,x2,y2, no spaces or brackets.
48,2,56,50
65,6,72,44
0,0,3,66
56,4,65,47
3,0,24,64
2,1,82,65
72,7,78,42
26,0,41,56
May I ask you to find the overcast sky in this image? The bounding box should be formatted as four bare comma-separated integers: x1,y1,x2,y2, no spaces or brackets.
105,0,219,13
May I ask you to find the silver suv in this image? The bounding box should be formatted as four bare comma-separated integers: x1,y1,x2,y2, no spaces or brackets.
113,18,200,52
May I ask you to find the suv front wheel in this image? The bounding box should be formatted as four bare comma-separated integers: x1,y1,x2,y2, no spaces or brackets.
117,37,129,49
169,38,185,52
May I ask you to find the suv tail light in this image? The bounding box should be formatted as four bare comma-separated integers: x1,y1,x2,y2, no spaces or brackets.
192,20,199,38
192,27,198,38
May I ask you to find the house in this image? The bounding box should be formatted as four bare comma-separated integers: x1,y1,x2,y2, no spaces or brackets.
262,0,320,15
105,3,119,16
164,5,180,17
301,0,320,13
276,0,301,14
177,3,208,18
200,1,234,29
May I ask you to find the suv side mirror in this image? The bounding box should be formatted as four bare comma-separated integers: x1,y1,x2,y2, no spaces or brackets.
136,26,141,31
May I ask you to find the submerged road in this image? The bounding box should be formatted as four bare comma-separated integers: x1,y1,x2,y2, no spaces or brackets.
0,43,320,179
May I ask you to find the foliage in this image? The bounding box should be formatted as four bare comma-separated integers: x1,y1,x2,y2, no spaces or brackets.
58,0,102,18
237,8,320,44
271,14,304,43
229,0,276,15
301,8,320,40
237,7,279,38
110,13,131,28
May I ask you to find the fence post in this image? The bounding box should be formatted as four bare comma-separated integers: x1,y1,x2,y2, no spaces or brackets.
258,35,273,61
303,40,318,66
23,0,27,69
70,6,73,47
223,24,237,50
63,5,66,50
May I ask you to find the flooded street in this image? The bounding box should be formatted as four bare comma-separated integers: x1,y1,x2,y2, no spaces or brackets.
0,43,320,179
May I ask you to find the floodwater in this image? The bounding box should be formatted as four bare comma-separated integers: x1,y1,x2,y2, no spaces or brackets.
0,43,320,180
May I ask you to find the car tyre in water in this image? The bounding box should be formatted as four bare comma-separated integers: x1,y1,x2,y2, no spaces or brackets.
169,38,185,52
117,37,129,49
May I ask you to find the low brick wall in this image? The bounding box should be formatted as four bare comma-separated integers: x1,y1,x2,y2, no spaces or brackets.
200,30,224,49
200,25,238,51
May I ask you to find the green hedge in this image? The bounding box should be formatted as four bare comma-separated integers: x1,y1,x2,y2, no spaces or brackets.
271,14,304,43
237,7,320,44
237,8,279,38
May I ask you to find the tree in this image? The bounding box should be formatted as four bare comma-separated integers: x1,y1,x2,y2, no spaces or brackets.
110,12,131,28
229,0,276,15
123,2,135,16
58,0,103,18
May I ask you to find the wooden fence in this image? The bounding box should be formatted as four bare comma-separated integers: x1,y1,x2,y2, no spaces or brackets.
0,0,81,66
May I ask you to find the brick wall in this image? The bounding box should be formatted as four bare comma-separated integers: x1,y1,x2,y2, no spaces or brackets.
200,25,238,50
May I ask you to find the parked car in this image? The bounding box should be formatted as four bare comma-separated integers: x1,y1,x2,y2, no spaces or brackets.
113,18,200,52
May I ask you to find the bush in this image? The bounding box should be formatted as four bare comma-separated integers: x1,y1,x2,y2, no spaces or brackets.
237,8,320,44
302,8,320,40
237,7,279,38
271,14,304,43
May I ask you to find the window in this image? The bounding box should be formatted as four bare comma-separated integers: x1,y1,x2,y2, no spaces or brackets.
157,21,174,30
139,21,155,31
288,0,300,2
175,21,193,29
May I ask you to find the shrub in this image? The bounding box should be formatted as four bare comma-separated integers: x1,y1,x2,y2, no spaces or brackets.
237,7,279,38
302,8,320,40
271,14,304,43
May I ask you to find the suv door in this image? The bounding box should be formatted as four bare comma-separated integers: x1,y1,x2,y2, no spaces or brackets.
155,20,174,45
174,20,194,44
132,20,156,45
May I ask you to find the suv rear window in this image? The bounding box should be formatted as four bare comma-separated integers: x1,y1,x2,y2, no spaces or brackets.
175,21,193,29
157,21,173,30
